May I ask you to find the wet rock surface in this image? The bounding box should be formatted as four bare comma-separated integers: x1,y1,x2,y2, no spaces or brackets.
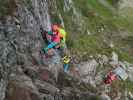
0,0,133,100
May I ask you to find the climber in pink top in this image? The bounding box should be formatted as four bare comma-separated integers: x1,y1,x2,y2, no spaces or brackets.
52,31,61,43
42,25,63,53
42,24,67,54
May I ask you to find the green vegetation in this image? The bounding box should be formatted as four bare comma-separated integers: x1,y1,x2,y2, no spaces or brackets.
68,34,113,57
0,0,10,17
109,79,133,98
125,80,133,92
0,0,16,18
107,0,120,6
54,0,133,62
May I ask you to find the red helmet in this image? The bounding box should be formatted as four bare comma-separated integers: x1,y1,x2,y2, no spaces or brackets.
52,24,59,32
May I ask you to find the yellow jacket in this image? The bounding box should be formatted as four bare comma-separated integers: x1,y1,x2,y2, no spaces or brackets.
58,28,66,43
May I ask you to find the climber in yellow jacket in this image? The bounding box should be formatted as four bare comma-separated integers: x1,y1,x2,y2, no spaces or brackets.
62,55,71,72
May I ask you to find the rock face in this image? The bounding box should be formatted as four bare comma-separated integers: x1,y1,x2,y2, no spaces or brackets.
0,16,18,100
1,0,133,100
6,81,41,100
0,0,62,100
119,0,133,9
0,0,101,100
78,60,98,86
122,61,133,81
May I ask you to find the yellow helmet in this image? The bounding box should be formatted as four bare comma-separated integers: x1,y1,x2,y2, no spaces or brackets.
63,56,70,63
